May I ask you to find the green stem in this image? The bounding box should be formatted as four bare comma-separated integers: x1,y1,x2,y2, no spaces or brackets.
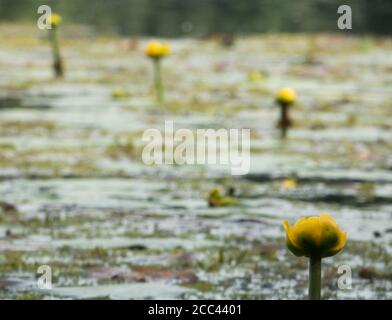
309,255,322,300
49,27,63,77
153,58,164,103
280,103,289,139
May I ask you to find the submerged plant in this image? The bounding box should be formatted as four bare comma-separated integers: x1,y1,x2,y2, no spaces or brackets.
283,213,347,300
48,13,64,78
276,87,297,139
145,40,170,103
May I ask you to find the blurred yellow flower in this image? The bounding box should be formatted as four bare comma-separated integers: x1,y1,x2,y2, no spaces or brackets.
208,187,237,207
283,213,346,258
248,70,264,82
111,88,128,99
49,13,61,28
276,87,297,105
145,40,170,59
282,178,297,189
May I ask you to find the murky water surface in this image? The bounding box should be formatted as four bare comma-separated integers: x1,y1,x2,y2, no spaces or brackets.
0,26,392,299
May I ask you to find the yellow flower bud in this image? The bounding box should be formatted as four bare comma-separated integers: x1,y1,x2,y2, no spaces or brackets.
207,187,237,207
283,213,346,258
281,178,297,190
145,40,170,59
276,87,297,105
49,13,62,28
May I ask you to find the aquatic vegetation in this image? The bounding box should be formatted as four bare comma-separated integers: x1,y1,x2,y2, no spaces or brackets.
104,136,139,160
283,214,347,300
0,27,391,299
47,13,64,78
303,37,321,65
247,70,265,82
145,40,170,103
111,88,129,99
276,87,297,139
357,182,376,202
207,187,238,207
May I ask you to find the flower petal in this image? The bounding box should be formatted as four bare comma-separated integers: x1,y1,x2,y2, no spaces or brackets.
293,217,322,253
319,214,340,251
323,231,347,257
283,221,306,257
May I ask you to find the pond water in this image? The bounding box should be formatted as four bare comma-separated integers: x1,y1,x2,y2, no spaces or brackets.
0,24,392,299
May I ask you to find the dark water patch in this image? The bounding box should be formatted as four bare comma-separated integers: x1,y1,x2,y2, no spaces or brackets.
0,97,23,110
0,96,51,110
270,193,392,207
245,172,392,185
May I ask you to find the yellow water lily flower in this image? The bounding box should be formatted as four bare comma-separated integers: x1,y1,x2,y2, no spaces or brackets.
281,178,297,190
276,87,297,105
208,187,237,207
283,213,346,258
145,40,170,59
49,13,61,28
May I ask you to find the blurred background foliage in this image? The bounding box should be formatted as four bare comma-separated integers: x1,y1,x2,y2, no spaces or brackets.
0,0,391,36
